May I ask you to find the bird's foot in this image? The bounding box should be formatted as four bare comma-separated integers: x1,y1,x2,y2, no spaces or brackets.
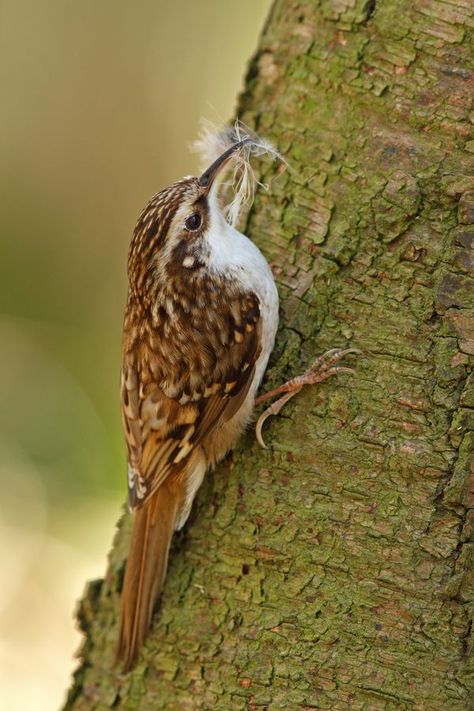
254,348,361,448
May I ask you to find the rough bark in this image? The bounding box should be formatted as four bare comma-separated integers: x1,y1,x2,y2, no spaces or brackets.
65,1,473,709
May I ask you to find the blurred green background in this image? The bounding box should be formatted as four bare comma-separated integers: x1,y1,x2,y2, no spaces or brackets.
0,1,270,707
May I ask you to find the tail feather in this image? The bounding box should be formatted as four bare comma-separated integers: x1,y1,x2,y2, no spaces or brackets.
116,483,178,671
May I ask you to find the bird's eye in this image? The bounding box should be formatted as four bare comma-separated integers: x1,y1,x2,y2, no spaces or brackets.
185,213,202,231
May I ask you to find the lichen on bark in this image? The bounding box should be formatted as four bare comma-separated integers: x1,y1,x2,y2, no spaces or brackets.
65,0,473,709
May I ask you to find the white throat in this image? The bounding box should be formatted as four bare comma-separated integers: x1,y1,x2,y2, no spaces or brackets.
205,194,269,280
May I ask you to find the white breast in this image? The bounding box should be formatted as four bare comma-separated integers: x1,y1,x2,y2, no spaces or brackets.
204,198,279,393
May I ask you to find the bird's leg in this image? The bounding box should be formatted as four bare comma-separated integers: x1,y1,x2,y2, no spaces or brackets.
255,348,361,448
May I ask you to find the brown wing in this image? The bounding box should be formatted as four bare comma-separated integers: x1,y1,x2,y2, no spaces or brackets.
121,295,261,510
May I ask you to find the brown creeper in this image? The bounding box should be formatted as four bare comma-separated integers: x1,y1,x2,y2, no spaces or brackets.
116,133,357,671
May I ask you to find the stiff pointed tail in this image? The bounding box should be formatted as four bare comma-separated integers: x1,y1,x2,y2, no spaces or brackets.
116,483,178,672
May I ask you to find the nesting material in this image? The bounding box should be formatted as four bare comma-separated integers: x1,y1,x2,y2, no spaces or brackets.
192,119,285,227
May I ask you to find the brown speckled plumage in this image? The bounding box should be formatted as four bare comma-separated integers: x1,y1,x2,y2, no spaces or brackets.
116,149,279,671
121,280,261,510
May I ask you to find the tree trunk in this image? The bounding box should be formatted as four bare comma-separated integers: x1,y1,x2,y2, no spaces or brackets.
65,1,473,708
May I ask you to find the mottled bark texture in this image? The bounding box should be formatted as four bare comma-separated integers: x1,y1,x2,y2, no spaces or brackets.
65,1,473,708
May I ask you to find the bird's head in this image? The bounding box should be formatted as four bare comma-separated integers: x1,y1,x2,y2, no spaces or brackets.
128,139,250,297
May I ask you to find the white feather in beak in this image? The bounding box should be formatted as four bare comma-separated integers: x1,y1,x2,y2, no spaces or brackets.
191,119,286,227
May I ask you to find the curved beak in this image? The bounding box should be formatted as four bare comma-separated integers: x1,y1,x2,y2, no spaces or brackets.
198,139,250,191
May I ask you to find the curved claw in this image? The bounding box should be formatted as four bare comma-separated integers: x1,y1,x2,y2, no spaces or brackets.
307,347,362,374
255,411,270,449
315,347,341,359
333,347,363,359
255,390,299,449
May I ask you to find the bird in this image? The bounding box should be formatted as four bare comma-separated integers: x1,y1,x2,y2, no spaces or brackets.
116,134,357,671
